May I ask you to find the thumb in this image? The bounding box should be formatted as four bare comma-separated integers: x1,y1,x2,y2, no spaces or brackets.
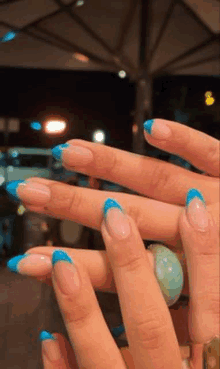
178,188,219,344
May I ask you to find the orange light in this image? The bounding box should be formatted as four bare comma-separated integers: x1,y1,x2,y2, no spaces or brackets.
74,53,89,63
132,123,138,134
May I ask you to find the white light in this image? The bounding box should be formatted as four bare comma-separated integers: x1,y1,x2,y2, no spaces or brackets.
93,130,105,144
76,0,84,6
118,70,126,78
45,120,66,134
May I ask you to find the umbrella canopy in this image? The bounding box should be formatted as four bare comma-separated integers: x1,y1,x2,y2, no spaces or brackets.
0,0,219,75
0,0,219,153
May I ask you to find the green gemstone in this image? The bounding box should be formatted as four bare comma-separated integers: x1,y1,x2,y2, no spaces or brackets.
149,244,184,307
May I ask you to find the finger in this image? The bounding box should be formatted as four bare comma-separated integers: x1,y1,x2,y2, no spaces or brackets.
52,333,79,368
143,118,220,177
40,331,70,368
56,137,217,205
15,246,188,297
100,198,182,368
10,248,118,292
51,249,127,368
17,177,182,248
178,188,220,344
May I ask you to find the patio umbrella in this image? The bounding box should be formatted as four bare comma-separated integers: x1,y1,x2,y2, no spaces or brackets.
0,0,219,154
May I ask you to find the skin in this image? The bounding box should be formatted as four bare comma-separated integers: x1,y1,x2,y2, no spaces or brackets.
15,119,219,368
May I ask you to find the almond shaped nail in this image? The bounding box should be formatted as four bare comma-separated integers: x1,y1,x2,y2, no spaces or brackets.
7,254,52,276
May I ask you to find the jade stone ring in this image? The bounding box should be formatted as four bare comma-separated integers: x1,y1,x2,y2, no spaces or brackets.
148,244,184,307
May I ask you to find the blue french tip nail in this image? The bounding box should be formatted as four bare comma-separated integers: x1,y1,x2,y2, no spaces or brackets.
51,143,70,161
39,330,55,341
143,119,155,134
103,198,123,218
52,249,73,267
111,324,125,338
5,180,25,203
186,188,205,207
7,254,29,273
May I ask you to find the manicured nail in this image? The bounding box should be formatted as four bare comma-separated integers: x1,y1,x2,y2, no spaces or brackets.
52,250,80,295
144,119,171,140
148,244,184,307
7,253,51,276
6,180,51,205
5,180,26,203
186,189,209,232
39,330,62,362
103,198,131,240
51,143,70,161
52,143,93,166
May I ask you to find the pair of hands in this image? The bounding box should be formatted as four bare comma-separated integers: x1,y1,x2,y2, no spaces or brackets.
13,119,219,368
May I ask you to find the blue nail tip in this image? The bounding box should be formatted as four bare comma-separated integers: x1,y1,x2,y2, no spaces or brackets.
143,119,155,135
111,324,125,338
186,188,205,207
52,249,73,267
7,254,28,273
103,198,123,218
5,180,25,202
39,330,55,341
51,143,70,161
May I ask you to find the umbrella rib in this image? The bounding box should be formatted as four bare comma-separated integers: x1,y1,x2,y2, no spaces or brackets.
152,34,219,76
178,0,214,37
32,24,114,67
148,0,177,66
0,20,115,68
167,54,220,73
115,0,138,53
51,0,136,76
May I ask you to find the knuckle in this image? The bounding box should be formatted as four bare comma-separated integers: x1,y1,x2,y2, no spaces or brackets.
206,142,220,168
45,182,82,214
197,292,220,318
131,314,169,349
61,296,95,328
96,147,121,179
147,163,171,194
114,254,144,274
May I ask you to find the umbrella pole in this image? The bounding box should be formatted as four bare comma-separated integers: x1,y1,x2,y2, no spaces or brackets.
132,0,153,156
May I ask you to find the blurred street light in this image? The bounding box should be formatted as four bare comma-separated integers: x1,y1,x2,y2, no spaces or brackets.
44,120,67,134
92,129,105,144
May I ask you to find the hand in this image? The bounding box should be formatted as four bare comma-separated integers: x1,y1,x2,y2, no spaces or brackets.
6,118,219,367
8,194,219,368
11,118,219,293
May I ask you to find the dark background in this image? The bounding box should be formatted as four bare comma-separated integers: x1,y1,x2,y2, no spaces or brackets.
0,67,219,152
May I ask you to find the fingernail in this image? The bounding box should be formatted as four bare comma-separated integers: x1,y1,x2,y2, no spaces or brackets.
39,330,62,362
52,250,80,295
6,180,51,205
51,143,70,161
52,143,93,166
7,253,51,276
144,119,171,140
5,180,26,203
148,244,184,307
186,189,209,232
103,198,131,240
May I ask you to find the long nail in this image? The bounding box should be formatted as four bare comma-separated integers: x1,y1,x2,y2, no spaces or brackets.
6,180,51,205
103,198,131,240
7,254,51,276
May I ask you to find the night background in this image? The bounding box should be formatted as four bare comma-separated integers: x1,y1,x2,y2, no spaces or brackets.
0,66,219,152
